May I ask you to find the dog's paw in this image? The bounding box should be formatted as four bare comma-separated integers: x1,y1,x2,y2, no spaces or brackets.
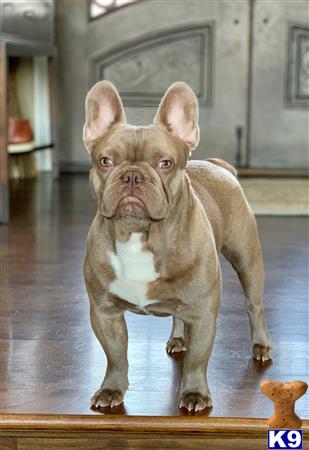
179,392,212,412
166,337,186,355
253,343,272,362
91,388,124,409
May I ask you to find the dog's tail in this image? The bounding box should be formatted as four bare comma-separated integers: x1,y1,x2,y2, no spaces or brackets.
207,158,237,177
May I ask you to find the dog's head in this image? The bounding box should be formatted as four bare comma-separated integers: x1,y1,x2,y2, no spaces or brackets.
83,81,199,231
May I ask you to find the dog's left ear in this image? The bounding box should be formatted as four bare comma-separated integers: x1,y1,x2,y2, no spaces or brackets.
154,82,200,150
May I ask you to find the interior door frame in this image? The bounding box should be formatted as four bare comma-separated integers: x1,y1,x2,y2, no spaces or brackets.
0,41,9,224
0,41,58,224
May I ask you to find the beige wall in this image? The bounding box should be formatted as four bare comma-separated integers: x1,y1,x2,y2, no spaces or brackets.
56,0,309,170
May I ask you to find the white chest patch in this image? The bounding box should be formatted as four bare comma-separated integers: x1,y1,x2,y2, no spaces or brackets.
108,233,159,309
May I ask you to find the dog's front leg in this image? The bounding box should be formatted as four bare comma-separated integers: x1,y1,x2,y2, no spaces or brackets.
179,287,220,412
166,317,186,355
90,304,128,409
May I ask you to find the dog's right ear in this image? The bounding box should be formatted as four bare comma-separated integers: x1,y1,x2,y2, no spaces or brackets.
83,81,127,152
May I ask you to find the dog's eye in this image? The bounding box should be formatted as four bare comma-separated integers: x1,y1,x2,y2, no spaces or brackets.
99,157,113,167
158,160,172,169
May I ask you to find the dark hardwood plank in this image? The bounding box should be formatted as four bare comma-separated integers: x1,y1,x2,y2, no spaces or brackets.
0,174,308,418
0,438,17,450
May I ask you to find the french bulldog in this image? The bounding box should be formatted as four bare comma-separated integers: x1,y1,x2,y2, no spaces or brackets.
83,81,272,412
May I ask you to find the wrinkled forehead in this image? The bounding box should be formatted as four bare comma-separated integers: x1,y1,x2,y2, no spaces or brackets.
91,125,187,164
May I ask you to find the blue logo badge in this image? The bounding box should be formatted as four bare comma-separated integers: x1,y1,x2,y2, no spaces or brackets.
268,430,303,449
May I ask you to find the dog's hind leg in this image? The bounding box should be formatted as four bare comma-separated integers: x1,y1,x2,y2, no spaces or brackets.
222,216,273,361
166,317,186,355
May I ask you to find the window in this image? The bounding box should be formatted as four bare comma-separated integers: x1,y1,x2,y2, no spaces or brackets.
89,0,141,20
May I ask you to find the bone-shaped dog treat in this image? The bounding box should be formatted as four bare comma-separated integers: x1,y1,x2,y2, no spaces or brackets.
261,379,308,429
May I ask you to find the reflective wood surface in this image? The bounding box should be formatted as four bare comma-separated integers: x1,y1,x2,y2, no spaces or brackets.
0,175,308,418
2,417,308,450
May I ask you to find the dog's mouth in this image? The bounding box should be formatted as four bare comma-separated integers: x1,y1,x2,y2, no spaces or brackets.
116,195,149,219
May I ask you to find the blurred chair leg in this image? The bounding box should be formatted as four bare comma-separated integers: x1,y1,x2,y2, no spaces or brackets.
20,155,25,179
30,153,37,178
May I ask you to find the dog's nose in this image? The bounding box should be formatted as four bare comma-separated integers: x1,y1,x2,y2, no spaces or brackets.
121,170,144,188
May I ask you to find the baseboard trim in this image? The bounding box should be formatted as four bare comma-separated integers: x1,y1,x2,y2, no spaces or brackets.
59,162,309,178
238,168,309,178
59,161,91,173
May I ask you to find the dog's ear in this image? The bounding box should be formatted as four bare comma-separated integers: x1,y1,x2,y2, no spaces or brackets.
154,82,199,150
83,81,127,152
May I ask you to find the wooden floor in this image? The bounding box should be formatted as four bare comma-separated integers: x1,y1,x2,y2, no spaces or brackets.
0,174,308,421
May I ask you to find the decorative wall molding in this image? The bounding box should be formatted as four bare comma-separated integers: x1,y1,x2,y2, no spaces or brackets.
90,23,214,107
286,24,309,108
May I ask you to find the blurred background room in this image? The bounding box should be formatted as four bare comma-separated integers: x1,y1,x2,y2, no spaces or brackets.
0,0,308,437
1,0,308,223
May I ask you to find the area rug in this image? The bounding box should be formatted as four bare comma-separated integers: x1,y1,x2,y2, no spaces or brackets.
239,178,309,216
